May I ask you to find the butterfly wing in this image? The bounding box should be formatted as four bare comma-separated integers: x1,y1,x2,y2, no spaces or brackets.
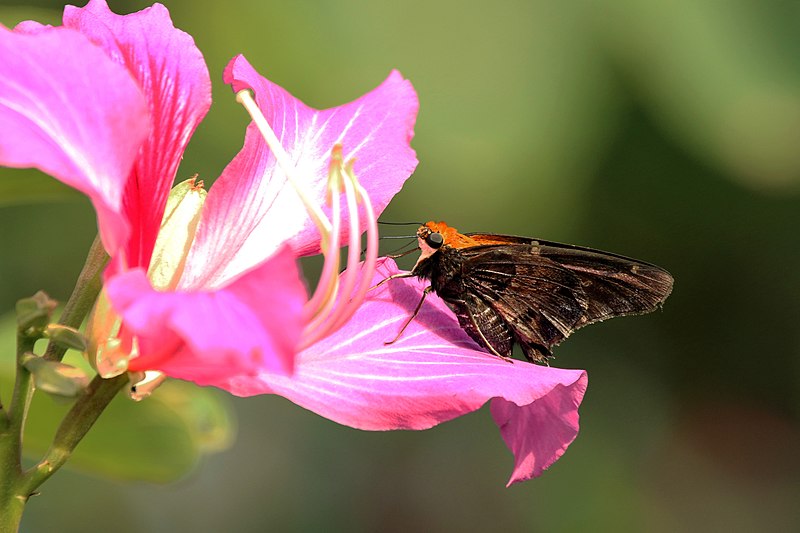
448,294,515,358
465,233,674,321
457,235,674,362
455,247,587,362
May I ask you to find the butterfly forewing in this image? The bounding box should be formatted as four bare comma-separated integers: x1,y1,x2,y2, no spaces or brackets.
465,233,674,324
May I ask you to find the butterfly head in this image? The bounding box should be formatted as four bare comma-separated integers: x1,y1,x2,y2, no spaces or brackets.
411,221,476,272
411,223,444,270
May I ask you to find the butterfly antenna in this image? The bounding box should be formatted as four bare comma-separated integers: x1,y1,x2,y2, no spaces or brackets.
361,237,419,258
378,220,423,226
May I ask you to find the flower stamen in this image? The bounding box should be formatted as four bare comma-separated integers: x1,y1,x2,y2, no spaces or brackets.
87,290,138,378
302,146,344,325
301,149,361,347
327,163,379,332
235,89,332,245
235,90,379,350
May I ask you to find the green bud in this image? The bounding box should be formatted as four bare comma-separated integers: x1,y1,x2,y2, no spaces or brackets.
44,324,89,352
16,291,58,336
148,178,207,290
23,354,90,398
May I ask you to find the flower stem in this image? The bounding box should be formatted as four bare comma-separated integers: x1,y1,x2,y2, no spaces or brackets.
20,373,128,496
45,235,107,362
0,235,109,531
0,332,38,532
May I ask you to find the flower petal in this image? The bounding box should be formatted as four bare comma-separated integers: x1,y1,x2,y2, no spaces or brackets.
63,0,212,271
180,57,418,288
225,258,587,482
105,245,306,386
0,24,148,256
491,391,583,486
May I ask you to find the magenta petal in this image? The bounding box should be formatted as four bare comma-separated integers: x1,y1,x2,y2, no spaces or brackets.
491,391,583,486
105,245,306,386
180,58,418,288
64,0,212,270
225,259,587,482
0,24,148,255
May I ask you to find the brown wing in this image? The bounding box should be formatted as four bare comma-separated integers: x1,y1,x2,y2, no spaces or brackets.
457,236,673,362
448,294,515,358
465,233,674,321
457,247,588,362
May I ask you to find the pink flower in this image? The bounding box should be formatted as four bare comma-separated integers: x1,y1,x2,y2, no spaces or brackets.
1,0,587,483
0,0,418,387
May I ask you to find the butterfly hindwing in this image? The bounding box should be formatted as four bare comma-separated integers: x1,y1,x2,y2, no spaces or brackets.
449,294,515,358
455,246,589,362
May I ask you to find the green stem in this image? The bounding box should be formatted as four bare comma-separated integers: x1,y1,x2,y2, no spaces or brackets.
45,235,107,362
20,374,128,496
0,479,25,533
0,235,110,532
9,334,37,437
0,332,37,532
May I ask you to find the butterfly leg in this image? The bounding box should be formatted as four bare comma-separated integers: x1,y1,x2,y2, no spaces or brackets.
384,286,434,345
385,247,421,260
369,271,416,291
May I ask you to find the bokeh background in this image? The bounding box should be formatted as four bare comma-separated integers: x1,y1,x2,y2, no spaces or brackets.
2,0,799,531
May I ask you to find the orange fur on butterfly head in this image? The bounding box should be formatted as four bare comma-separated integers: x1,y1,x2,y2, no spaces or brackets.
422,221,510,249
421,221,476,249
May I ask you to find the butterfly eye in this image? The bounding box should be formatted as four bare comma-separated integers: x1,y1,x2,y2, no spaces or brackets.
426,232,444,249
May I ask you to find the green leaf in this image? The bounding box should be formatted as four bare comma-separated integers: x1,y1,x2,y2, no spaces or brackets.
0,313,236,483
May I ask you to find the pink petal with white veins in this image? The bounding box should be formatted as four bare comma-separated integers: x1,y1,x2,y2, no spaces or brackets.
0,24,148,256
225,259,587,483
64,0,212,271
180,57,418,289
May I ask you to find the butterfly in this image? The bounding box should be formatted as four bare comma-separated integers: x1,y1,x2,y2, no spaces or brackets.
380,221,674,364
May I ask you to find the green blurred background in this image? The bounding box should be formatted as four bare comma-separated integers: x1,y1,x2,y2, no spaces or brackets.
2,0,799,531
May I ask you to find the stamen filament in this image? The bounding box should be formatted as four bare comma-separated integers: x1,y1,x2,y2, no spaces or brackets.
328,177,378,331
235,89,379,351
300,154,362,347
235,89,332,244
304,161,379,345
328,160,363,326
302,147,343,323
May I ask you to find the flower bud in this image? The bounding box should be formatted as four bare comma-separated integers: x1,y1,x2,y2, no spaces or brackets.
148,178,207,290
44,324,89,352
16,291,57,336
22,353,90,398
